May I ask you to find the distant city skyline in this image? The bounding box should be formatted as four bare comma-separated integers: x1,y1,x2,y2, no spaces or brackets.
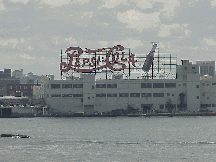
1,0,216,79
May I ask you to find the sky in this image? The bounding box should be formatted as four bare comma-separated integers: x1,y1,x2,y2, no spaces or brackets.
1,0,216,79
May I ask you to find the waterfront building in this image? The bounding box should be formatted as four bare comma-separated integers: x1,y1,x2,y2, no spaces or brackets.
41,44,216,115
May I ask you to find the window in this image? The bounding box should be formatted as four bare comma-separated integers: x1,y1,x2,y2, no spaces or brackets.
160,104,164,109
172,94,174,96
51,84,60,89
184,67,187,69
96,84,106,88
24,86,27,89
107,84,117,88
202,92,205,96
9,86,12,89
141,83,152,88
196,85,199,88
192,67,195,69
165,83,176,88
183,83,186,86
167,93,170,96
96,93,106,97
153,83,164,88
119,93,129,97
153,93,164,97
197,96,199,99
88,97,90,100
62,94,72,97
73,84,83,88
212,83,216,85
141,93,151,97
92,85,94,89
73,94,83,97
130,93,140,97
51,94,61,97
107,93,117,97
62,84,72,88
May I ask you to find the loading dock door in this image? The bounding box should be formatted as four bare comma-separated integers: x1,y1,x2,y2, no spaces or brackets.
141,104,152,114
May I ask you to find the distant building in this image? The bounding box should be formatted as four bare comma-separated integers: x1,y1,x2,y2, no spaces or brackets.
12,69,23,78
196,61,215,78
6,84,40,98
0,69,11,79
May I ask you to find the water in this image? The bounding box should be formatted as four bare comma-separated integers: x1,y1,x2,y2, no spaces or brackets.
1,116,216,161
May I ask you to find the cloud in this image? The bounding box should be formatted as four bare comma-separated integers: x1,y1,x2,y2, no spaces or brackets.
99,0,127,8
39,0,71,7
131,0,153,9
117,10,160,31
211,0,216,6
9,0,29,4
65,37,77,45
113,39,143,49
98,41,109,47
160,0,180,18
20,54,35,59
0,39,19,48
81,11,93,19
203,38,216,46
158,24,190,38
0,1,5,11
39,0,89,7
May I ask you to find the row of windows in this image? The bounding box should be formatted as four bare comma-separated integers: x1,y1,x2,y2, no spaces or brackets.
51,83,177,89
51,93,175,98
51,94,83,97
51,84,83,89
141,83,176,88
51,93,166,98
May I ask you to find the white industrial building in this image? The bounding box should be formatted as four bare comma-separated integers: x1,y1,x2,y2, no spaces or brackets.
41,59,216,115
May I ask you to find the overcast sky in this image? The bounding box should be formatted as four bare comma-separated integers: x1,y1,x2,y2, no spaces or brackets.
1,0,216,79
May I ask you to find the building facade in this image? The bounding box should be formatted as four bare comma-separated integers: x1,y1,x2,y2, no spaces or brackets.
42,60,216,115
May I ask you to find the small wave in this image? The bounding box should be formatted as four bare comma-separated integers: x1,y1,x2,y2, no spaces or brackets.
116,142,140,145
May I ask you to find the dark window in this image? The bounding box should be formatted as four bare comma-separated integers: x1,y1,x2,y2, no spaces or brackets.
196,85,199,88
119,93,129,97
153,93,164,97
160,104,164,109
130,93,140,97
165,83,176,88
62,84,72,88
212,83,216,85
153,83,164,88
107,93,117,97
141,83,152,88
197,96,199,99
183,83,186,86
73,94,83,97
192,67,195,69
51,94,61,97
96,84,106,88
141,93,151,97
96,93,106,97
73,84,83,88
167,93,170,96
62,94,72,97
184,67,187,69
51,84,60,89
172,94,174,96
92,85,94,89
107,84,117,88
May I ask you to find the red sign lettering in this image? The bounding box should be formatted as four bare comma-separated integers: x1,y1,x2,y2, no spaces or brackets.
60,45,137,73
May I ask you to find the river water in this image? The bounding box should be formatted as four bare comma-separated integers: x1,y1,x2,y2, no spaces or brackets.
0,116,216,161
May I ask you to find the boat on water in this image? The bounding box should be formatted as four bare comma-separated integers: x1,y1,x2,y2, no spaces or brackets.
1,134,30,138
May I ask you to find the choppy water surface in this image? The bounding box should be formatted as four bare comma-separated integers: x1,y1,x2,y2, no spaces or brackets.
1,116,216,161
